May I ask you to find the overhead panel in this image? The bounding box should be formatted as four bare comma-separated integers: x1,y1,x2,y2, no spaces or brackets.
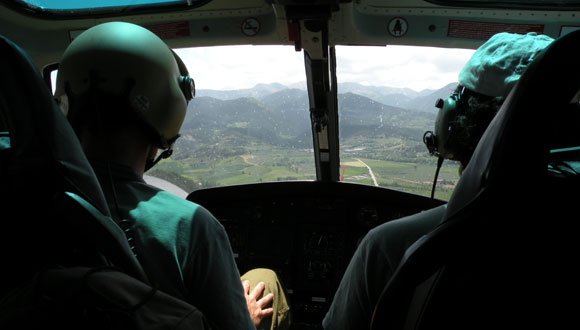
339,0,580,48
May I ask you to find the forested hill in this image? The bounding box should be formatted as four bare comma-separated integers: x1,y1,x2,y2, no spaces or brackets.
180,82,451,151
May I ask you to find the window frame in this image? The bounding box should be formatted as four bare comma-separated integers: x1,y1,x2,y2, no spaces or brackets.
0,0,211,18
425,0,580,10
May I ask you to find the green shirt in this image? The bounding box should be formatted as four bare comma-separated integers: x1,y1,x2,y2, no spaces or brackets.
92,161,255,330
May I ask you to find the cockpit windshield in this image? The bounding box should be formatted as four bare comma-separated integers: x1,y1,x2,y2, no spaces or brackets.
335,45,474,199
154,45,313,191
143,44,476,200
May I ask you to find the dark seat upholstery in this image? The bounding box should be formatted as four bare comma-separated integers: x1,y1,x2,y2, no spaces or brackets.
0,36,213,330
370,30,580,330
0,34,147,294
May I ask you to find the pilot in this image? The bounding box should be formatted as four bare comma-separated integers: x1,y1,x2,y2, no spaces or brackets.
54,22,289,330
322,31,553,330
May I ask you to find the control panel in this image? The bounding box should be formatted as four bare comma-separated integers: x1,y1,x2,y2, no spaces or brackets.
188,181,444,329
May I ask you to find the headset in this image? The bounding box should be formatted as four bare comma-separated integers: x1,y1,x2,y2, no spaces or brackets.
424,85,502,197
144,51,195,172
424,85,471,198
172,50,196,103
423,84,466,162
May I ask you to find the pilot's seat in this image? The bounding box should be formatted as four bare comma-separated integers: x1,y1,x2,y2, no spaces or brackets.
0,33,147,292
370,29,580,330
0,35,209,329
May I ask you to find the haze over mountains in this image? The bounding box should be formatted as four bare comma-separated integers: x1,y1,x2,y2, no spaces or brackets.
195,81,457,113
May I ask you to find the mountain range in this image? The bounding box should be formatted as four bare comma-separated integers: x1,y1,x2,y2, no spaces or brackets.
196,81,457,113
156,82,457,189
174,82,456,161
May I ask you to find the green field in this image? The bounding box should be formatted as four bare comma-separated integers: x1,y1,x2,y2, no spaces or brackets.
152,146,315,189
340,157,458,200
152,145,460,201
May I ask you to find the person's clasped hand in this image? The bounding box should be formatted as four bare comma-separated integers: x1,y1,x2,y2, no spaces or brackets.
243,280,274,327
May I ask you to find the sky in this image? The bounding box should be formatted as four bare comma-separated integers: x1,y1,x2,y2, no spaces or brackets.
174,44,476,92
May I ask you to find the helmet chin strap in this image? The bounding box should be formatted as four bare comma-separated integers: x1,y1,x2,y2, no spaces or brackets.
144,148,173,172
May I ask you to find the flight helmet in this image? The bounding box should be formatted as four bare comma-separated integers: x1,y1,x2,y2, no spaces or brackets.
424,32,554,164
55,21,195,151
423,32,553,197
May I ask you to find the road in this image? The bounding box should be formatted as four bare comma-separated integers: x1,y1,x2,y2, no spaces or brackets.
355,158,378,187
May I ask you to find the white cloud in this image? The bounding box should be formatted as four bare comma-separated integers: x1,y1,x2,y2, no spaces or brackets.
335,45,475,91
175,45,304,90
175,44,475,92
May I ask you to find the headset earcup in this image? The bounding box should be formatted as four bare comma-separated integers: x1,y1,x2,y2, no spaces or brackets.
179,75,195,101
434,96,459,159
171,50,195,101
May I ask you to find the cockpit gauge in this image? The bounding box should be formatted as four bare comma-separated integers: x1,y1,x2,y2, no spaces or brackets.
306,233,330,251
356,205,379,226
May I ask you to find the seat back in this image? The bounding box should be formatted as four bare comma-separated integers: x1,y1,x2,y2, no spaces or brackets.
370,30,580,330
0,34,214,330
0,35,146,294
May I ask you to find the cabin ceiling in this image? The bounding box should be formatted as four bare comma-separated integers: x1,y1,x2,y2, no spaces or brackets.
1,0,579,68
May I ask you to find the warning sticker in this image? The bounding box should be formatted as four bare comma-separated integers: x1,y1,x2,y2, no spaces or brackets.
147,21,191,40
447,20,544,40
241,17,261,37
388,17,408,38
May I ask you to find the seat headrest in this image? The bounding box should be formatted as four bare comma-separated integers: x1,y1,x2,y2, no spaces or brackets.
0,35,110,216
444,30,580,219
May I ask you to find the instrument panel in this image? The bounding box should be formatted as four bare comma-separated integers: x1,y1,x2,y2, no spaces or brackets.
187,181,444,329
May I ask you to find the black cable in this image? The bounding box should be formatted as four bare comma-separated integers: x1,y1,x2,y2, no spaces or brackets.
431,156,444,199
104,161,139,257
144,148,173,172
105,161,122,220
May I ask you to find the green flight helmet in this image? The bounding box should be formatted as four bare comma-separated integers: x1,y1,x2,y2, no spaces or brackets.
55,21,194,150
